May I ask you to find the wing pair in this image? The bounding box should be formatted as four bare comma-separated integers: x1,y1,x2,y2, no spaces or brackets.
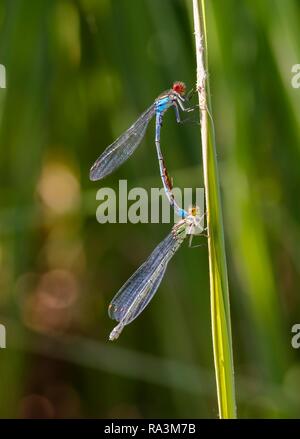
108,229,185,340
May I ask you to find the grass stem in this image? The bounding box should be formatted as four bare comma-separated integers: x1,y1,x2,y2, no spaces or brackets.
192,0,237,419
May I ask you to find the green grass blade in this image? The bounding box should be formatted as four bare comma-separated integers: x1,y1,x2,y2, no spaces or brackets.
192,0,237,418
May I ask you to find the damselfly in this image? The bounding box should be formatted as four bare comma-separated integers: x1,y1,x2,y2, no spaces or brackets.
108,206,204,340
90,82,195,218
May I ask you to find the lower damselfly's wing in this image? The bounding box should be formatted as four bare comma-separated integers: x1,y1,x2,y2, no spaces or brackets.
109,263,168,341
90,104,156,181
108,228,185,340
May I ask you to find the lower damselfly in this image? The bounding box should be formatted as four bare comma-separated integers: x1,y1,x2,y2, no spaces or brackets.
108,206,204,340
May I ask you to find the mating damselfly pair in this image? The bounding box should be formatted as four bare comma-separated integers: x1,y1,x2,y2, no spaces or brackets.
90,82,205,340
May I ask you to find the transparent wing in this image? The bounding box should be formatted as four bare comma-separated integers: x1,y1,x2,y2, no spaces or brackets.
127,262,168,324
90,104,156,181
108,230,184,329
109,254,168,325
109,263,168,341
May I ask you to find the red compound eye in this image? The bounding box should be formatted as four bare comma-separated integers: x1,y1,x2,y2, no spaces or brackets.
172,81,186,95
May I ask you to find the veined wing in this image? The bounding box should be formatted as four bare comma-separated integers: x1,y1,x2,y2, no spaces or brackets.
90,103,156,181
108,229,185,339
108,231,181,322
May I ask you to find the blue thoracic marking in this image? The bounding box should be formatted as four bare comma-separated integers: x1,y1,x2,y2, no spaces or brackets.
155,96,172,114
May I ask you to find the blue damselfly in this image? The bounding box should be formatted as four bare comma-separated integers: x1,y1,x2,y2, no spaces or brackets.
90,82,195,218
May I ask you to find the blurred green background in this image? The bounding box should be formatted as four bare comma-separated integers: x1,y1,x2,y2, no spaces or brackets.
0,0,300,419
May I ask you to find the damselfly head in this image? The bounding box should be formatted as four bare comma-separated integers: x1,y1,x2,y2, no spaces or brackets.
172,81,186,96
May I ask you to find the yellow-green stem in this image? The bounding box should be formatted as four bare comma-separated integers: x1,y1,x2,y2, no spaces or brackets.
192,0,237,418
